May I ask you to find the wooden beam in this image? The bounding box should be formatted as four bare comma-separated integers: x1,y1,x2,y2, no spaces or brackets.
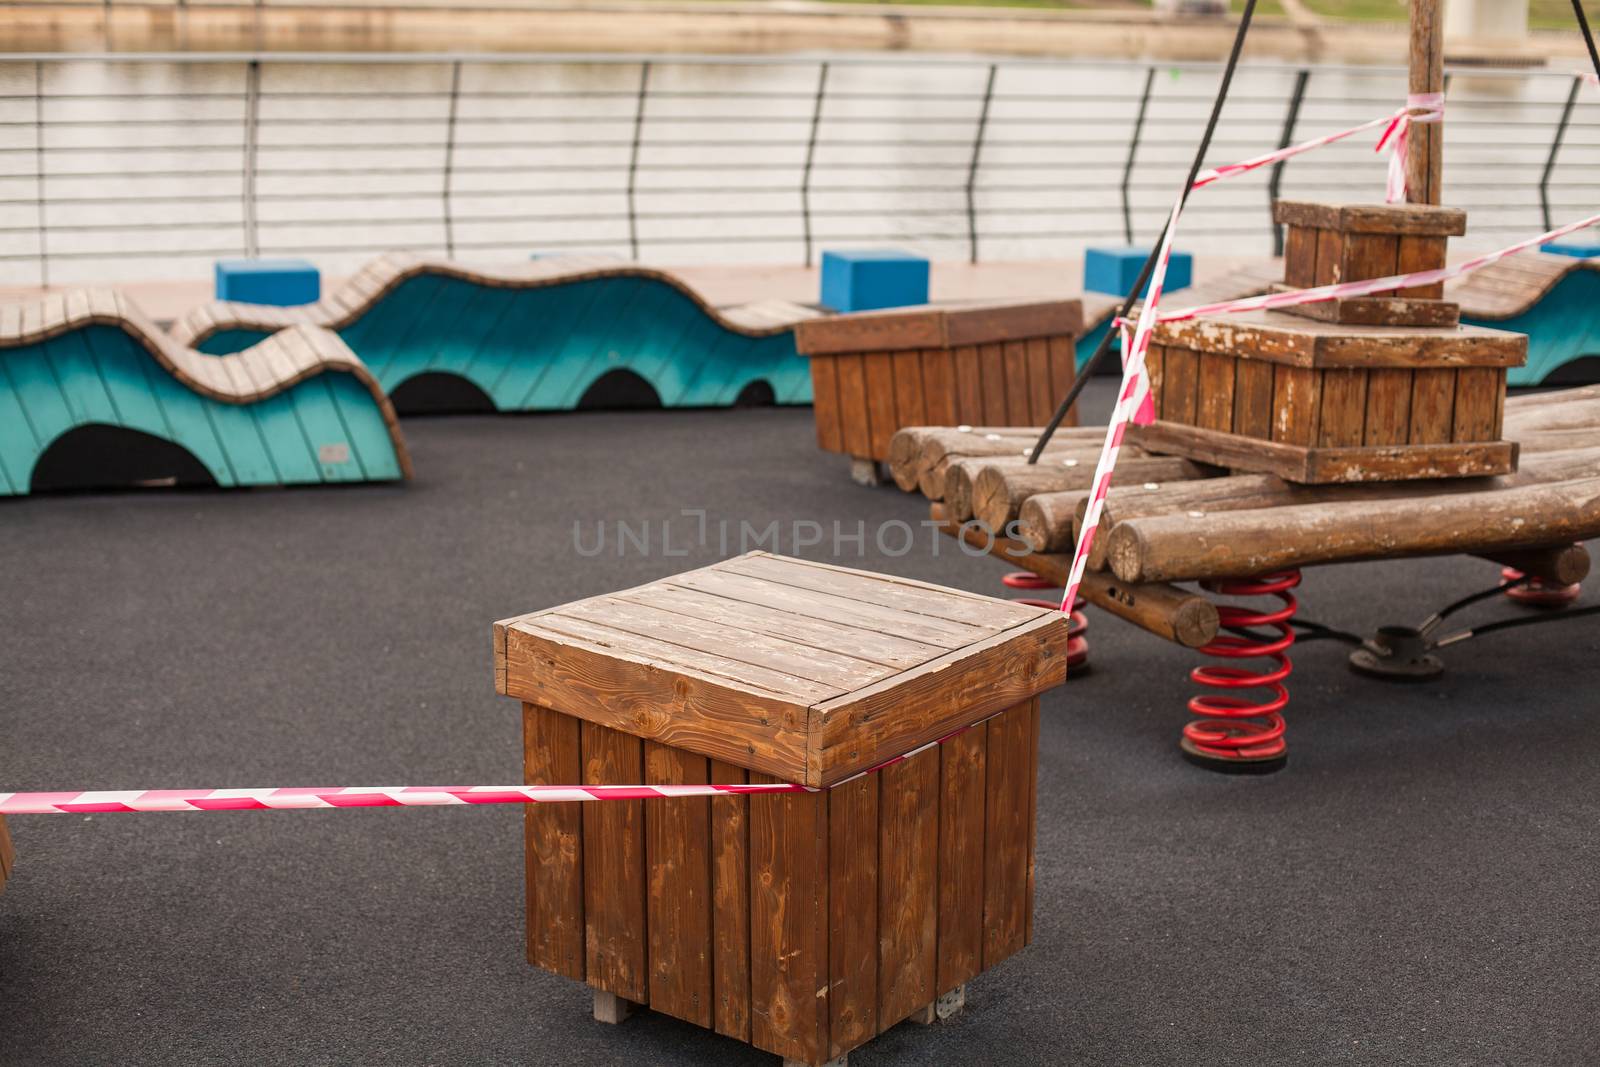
1407,0,1445,206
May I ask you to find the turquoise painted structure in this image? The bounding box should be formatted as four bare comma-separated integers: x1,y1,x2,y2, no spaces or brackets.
0,295,410,497
1463,267,1600,387
184,257,816,411
819,249,930,313
215,258,321,305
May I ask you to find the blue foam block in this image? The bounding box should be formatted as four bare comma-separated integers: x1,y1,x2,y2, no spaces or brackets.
1542,240,1600,260
215,258,321,306
820,249,930,313
1084,246,1193,299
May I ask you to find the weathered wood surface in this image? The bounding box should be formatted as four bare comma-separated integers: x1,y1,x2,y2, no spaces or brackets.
1406,0,1445,207
523,703,585,980
1480,543,1591,586
968,455,1215,530
1273,201,1465,236
886,424,1119,496
933,510,1219,648
795,301,1083,356
498,551,1069,787
1150,310,1525,369
1448,253,1596,320
0,814,13,895
1107,475,1600,583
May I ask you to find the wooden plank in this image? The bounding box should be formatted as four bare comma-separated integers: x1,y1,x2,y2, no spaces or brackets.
891,349,927,436
983,699,1036,969
1364,368,1414,446
953,345,984,425
1317,368,1368,447
1196,352,1236,432
0,813,13,890
1409,368,1457,445
1001,341,1031,426
1145,345,1166,421
582,721,649,1003
1273,200,1465,235
1151,310,1526,369
936,726,987,994
524,704,585,980
1283,224,1317,288
503,622,813,783
1314,227,1344,286
809,356,845,453
978,343,1009,426
709,758,752,1042
943,300,1083,346
1232,358,1274,438
877,747,939,1029
1452,366,1501,443
863,352,899,460
749,775,830,1064
1046,334,1077,427
1025,337,1054,426
794,307,944,356
1161,347,1200,426
1398,234,1447,299
835,354,871,459
1342,232,1399,283
828,773,879,1057
1025,700,1039,945
645,742,714,1028
920,347,958,426
1271,365,1322,446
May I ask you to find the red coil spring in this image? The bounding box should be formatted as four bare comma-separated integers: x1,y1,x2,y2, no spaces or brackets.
1184,570,1300,769
1500,566,1582,608
1001,572,1088,668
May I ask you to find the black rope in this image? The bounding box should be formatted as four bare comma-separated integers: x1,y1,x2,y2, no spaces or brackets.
1575,0,1600,81
1028,0,1259,464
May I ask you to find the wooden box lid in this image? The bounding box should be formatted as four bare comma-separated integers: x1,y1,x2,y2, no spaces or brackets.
795,299,1084,356
1152,310,1527,369
495,552,1070,787
1272,200,1467,237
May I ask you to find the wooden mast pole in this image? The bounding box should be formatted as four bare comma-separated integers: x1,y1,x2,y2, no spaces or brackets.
1406,0,1445,205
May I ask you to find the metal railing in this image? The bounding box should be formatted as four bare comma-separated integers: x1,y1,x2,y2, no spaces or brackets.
0,52,1596,286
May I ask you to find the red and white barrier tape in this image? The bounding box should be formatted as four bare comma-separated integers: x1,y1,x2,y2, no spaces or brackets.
0,715,997,815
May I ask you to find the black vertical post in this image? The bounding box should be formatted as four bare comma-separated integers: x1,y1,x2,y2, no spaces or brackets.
1121,67,1156,245
1540,76,1581,232
966,64,997,265
442,60,462,258
625,62,651,261
243,59,260,258
34,61,47,289
1268,68,1310,255
800,62,829,269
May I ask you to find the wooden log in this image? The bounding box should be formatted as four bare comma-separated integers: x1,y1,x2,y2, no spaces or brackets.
1478,543,1590,586
1406,0,1444,207
971,456,1214,532
923,444,1122,505
1511,428,1600,453
1016,489,1094,553
906,426,1111,498
936,513,1219,647
1107,476,1600,584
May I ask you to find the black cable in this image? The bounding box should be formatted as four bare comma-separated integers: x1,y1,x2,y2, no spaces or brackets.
1449,603,1600,643
1028,0,1259,464
1574,1,1600,80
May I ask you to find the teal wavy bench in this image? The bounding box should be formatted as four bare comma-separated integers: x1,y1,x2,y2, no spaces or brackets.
0,290,411,496
1453,252,1600,386
169,253,824,412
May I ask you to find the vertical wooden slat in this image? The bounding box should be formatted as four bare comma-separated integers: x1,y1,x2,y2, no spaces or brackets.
1313,228,1344,286
1232,359,1274,438
1271,365,1322,446
1160,347,1200,426
1024,700,1039,946
709,758,752,1042
877,747,939,1028
827,774,879,1057
835,354,871,459
1046,334,1078,427
1409,368,1457,444
936,727,986,994
524,703,584,980
953,344,984,425
978,343,1009,426
1145,345,1166,421
1025,337,1054,425
891,349,927,430
645,742,713,1027
863,353,899,460
582,721,649,1002
1452,367,1501,442
1364,368,1414,446
1283,224,1316,288
808,356,844,453
749,774,830,1065
1397,234,1447,299
1317,368,1369,447
920,348,958,426
1491,369,1506,439
983,700,1034,969
1001,341,1031,426
1342,233,1399,282
0,813,13,891
1196,353,1235,432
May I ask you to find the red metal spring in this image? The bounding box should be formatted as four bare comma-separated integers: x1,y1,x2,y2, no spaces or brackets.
1184,570,1301,770
1500,566,1582,608
1001,571,1088,668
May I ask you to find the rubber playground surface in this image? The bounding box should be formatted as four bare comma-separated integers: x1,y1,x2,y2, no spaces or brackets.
2,384,1597,1065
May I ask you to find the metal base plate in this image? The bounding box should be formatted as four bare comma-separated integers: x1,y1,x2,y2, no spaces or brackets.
1178,735,1287,775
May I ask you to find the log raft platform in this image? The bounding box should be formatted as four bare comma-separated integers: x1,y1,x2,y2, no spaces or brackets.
496,552,1071,1066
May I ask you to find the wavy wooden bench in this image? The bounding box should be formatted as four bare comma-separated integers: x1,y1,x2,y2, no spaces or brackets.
0,289,411,496
1450,251,1600,386
169,252,825,412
